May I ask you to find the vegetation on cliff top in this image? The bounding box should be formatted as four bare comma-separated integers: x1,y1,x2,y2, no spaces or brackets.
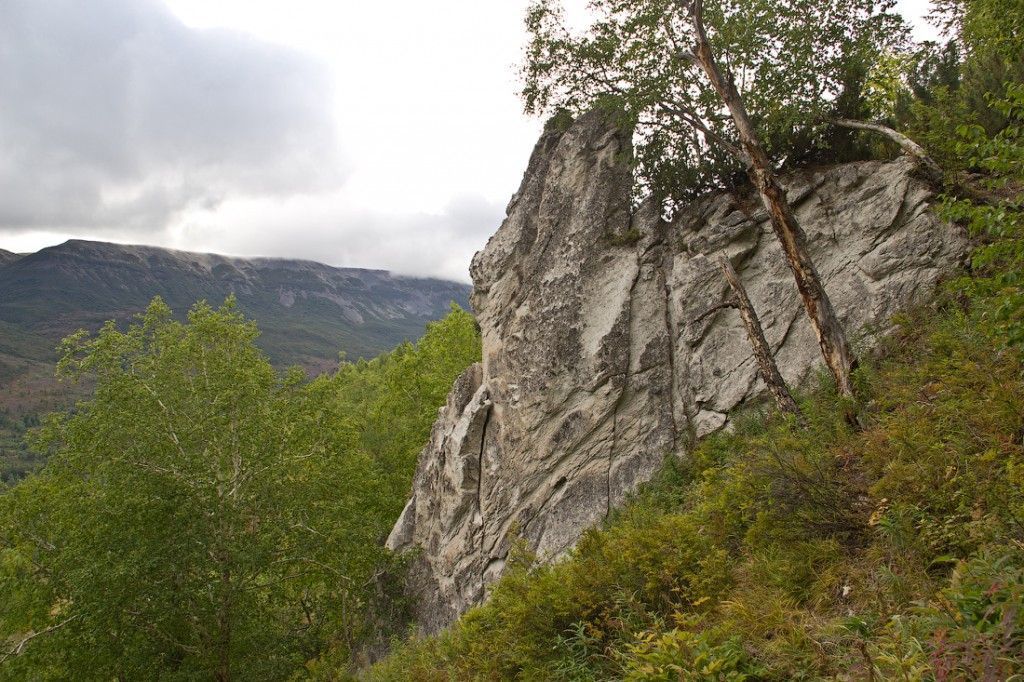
521,0,906,203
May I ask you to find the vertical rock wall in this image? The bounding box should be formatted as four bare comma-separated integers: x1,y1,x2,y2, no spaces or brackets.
387,111,967,633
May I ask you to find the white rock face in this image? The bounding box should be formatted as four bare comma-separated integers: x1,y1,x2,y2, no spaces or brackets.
387,111,968,633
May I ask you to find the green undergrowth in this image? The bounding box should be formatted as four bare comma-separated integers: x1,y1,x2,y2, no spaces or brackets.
362,91,1024,679
365,290,1024,682
364,300,1023,681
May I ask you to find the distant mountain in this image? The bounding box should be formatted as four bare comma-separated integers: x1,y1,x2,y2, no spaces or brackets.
0,249,21,267
0,239,471,370
0,239,471,481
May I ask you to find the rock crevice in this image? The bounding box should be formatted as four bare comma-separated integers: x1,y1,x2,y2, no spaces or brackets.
386,111,968,633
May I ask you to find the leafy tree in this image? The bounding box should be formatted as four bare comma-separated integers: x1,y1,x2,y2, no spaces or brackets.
521,0,905,398
948,0,1024,136
0,298,393,680
0,298,483,679
931,0,1024,66
885,0,1024,170
943,83,1024,346
318,304,481,505
521,0,906,201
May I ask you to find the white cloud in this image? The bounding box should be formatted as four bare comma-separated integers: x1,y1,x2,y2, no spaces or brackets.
0,0,942,281
175,192,504,282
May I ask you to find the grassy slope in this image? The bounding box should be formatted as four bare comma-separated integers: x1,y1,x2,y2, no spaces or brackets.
365,293,1023,681
364,78,1024,678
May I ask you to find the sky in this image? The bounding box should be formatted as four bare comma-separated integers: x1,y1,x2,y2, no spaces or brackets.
0,0,936,282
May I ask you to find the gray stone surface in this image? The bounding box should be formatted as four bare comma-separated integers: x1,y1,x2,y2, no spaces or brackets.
386,111,968,633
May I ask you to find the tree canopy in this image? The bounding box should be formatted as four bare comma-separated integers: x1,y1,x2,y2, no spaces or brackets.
0,298,481,679
521,0,908,202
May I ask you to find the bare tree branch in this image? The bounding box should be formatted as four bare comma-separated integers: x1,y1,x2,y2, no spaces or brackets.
833,118,943,182
718,256,803,418
693,299,739,324
1,615,79,664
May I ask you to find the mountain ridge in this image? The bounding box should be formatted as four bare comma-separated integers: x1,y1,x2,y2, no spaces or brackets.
0,239,471,367
0,239,471,481
0,249,21,267
17,238,404,276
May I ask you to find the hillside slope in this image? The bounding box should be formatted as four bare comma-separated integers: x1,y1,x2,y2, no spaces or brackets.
0,240,470,480
367,297,1024,681
0,240,470,369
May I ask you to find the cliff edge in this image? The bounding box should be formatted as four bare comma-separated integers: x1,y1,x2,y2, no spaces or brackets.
387,111,968,633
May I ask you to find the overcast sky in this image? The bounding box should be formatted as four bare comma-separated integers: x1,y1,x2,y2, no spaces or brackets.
0,0,935,282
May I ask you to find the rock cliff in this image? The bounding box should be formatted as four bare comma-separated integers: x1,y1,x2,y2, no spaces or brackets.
387,111,968,633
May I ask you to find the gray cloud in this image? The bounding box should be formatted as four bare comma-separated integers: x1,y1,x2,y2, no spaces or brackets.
186,195,507,283
0,0,344,234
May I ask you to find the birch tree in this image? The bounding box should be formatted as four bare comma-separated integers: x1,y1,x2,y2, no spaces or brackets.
521,0,907,397
0,299,391,680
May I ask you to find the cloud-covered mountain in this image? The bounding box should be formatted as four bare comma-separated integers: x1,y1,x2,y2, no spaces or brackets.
0,239,471,371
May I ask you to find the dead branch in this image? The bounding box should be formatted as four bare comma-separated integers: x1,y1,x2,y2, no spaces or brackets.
686,0,857,399
833,118,943,182
718,256,803,418
693,299,739,324
1,615,79,664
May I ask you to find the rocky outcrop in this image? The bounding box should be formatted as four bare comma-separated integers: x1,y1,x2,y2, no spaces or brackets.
387,111,968,633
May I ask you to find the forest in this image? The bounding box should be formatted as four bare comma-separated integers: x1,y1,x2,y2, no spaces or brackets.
0,300,481,679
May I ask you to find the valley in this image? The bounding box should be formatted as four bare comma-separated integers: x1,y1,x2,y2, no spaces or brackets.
0,240,470,480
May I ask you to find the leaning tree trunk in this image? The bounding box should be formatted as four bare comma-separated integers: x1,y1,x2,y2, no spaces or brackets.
833,118,943,183
718,256,803,417
688,0,857,399
829,120,1020,210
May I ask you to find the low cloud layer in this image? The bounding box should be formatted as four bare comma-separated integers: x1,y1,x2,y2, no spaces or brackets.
182,194,507,283
0,0,344,234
